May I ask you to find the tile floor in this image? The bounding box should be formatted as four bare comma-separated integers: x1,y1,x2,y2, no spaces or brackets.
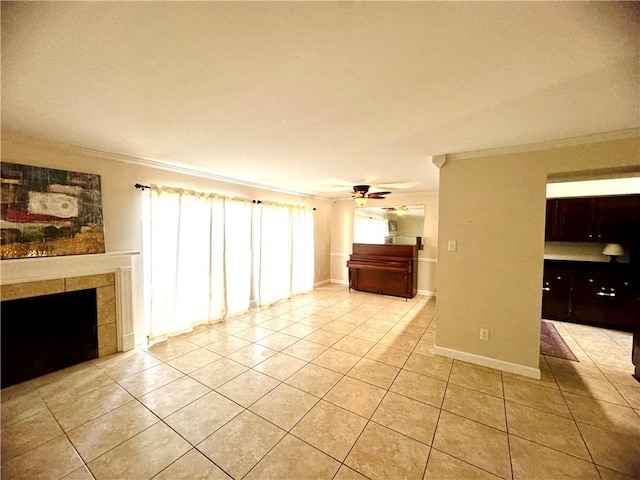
2,284,639,480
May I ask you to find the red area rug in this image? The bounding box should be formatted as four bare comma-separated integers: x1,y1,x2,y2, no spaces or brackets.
540,321,579,362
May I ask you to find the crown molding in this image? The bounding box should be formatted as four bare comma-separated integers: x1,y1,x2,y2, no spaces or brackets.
434,128,639,163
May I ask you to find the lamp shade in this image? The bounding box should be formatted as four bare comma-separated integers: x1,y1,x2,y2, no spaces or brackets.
354,197,368,206
602,243,624,257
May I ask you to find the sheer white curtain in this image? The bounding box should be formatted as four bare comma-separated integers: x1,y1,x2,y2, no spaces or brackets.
256,202,314,306
142,186,314,341
144,187,227,341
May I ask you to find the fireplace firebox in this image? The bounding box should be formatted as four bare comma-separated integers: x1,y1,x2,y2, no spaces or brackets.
1,288,98,388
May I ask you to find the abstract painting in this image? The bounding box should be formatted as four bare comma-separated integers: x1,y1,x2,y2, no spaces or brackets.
1,163,105,259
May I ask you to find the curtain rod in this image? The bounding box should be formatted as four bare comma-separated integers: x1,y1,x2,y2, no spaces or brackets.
134,184,315,210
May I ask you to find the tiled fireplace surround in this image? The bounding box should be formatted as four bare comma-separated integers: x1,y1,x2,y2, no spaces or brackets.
0,252,137,360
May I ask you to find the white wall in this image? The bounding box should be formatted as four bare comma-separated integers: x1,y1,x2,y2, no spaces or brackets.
329,192,439,296
1,132,332,342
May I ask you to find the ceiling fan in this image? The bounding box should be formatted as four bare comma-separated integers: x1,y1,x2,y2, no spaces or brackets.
352,185,391,206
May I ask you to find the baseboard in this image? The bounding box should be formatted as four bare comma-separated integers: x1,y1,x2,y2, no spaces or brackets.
433,345,541,379
417,290,436,297
313,279,330,288
330,279,349,285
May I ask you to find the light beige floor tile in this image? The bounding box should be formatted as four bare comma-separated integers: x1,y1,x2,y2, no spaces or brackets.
449,363,503,398
442,383,506,431
62,466,95,480
564,392,640,438
433,411,511,479
596,465,639,480
1,409,63,461
322,320,357,335
117,363,184,398
333,335,376,356
503,376,571,418
213,319,252,335
204,335,251,356
198,410,286,479
349,326,388,343
281,339,328,361
253,352,307,381
165,391,243,445
291,400,367,461
598,364,640,390
372,391,440,445
182,328,229,347
304,329,344,347
1,390,51,427
227,344,278,367
503,358,558,390
506,401,590,460
424,449,502,479
257,317,297,331
167,348,221,374
250,383,318,430
403,351,453,381
334,465,369,480
577,422,640,478
51,382,134,432
509,435,600,480
285,363,343,397
153,449,231,479
244,434,340,480
1,436,83,480
256,332,299,351
68,400,158,462
346,422,430,480
215,369,280,407
279,322,318,338
324,376,386,418
378,332,420,352
390,369,447,408
98,350,163,382
312,347,361,374
88,422,191,480
615,384,640,409
365,343,411,367
347,357,400,389
145,338,200,362
139,376,211,418
554,373,628,405
233,325,276,342
39,367,115,411
190,357,248,389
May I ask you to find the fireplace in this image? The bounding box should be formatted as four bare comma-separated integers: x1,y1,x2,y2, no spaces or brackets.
2,289,98,388
1,251,137,386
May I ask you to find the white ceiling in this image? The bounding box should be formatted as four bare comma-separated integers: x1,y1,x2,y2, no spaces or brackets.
2,2,638,198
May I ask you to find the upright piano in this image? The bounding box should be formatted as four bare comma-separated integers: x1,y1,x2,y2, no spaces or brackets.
347,243,418,299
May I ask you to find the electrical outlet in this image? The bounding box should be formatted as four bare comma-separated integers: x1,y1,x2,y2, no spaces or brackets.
447,240,457,251
480,328,489,341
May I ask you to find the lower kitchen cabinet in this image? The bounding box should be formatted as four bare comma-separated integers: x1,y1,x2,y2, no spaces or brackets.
542,260,637,331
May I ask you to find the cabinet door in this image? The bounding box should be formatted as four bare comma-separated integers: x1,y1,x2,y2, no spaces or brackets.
545,199,559,241
555,198,593,242
605,277,637,331
593,195,640,243
571,271,608,325
542,269,571,320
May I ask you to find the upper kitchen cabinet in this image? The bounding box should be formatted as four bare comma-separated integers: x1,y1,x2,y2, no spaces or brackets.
546,194,640,243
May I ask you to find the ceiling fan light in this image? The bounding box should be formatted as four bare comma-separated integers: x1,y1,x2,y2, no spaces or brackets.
354,197,368,206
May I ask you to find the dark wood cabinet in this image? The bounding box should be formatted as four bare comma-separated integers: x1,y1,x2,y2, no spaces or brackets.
347,244,417,299
545,194,640,243
542,260,637,331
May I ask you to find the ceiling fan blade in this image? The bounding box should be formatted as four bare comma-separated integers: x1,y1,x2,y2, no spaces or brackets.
367,195,387,199
370,191,391,196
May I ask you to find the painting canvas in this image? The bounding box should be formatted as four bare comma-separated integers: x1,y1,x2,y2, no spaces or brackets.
1,163,105,259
